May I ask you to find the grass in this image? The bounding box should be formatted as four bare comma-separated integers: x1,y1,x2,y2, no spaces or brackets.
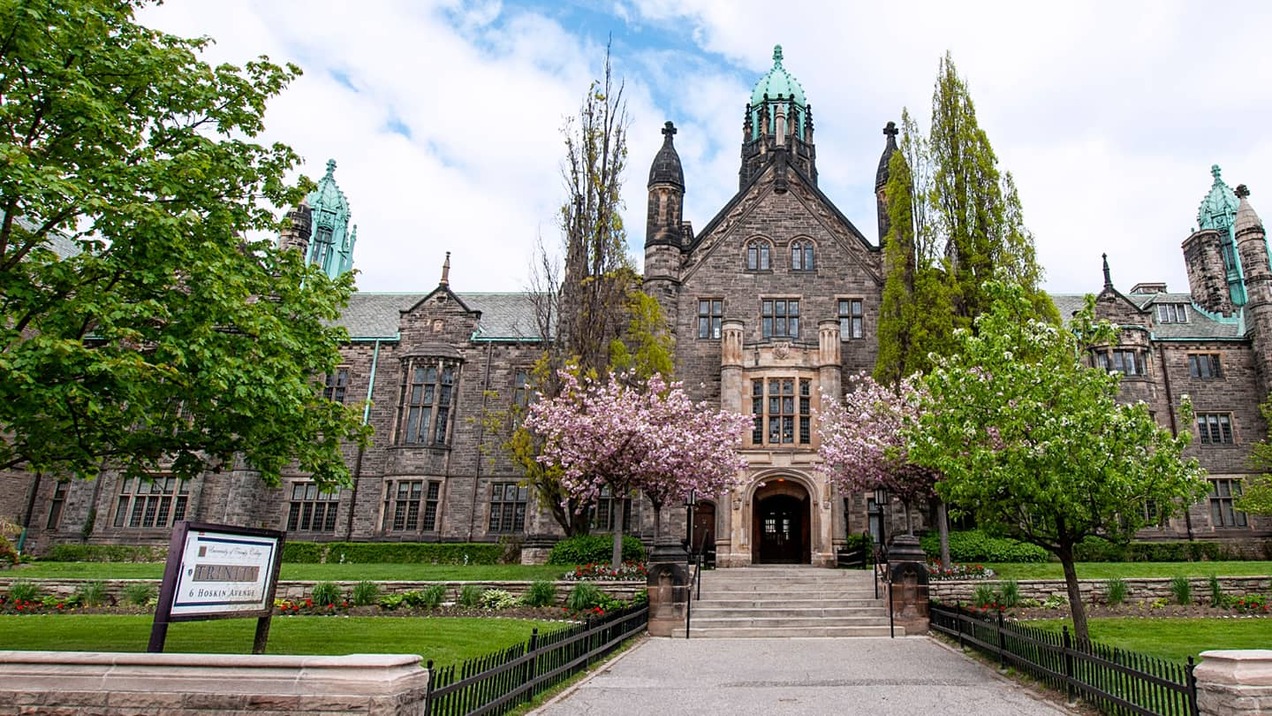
1025,617,1272,663
987,561,1272,580
0,615,566,667
7,562,572,582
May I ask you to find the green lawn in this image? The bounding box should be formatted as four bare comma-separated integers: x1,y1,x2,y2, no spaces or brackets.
0,615,566,666
6,562,573,582
987,561,1272,580
1024,617,1272,663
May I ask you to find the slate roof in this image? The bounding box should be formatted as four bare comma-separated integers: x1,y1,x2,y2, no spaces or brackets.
1049,292,1244,341
336,291,548,341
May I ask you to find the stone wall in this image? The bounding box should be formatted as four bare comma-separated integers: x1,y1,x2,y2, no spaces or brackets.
0,651,428,716
1196,650,1272,716
930,576,1272,605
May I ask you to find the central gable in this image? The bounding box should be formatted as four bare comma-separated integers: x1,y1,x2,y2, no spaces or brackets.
681,158,882,286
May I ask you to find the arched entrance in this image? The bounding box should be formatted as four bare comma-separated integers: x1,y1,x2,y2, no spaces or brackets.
752,479,810,564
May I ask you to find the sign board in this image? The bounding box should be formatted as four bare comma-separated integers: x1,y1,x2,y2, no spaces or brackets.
149,521,286,654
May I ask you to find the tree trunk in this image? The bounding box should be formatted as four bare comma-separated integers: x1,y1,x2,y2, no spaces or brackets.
1058,544,1089,642
937,499,951,570
611,496,626,570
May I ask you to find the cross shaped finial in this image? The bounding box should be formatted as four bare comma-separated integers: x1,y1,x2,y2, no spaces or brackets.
662,121,677,139
1211,164,1222,181
883,121,898,138
325,159,337,176
773,45,783,65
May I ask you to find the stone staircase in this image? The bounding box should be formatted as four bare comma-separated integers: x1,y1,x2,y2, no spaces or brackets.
686,565,902,638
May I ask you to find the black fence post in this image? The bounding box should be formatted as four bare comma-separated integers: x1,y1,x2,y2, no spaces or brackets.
1062,626,1076,706
525,628,539,705
955,601,965,651
1186,656,1198,716
424,659,434,716
996,609,1007,672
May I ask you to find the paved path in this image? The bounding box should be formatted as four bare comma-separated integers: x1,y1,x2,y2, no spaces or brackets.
532,636,1077,716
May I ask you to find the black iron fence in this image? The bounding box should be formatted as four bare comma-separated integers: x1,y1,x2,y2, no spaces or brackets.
425,602,648,716
930,602,1196,716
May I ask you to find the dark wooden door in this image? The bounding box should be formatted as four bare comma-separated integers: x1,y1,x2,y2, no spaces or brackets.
756,495,804,563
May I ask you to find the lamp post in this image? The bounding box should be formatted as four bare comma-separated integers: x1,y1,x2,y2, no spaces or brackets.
684,490,697,565
873,486,889,552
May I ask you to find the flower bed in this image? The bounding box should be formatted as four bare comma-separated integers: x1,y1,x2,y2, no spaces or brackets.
563,562,648,581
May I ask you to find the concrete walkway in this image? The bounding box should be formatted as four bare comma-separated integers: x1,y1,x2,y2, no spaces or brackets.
531,636,1078,716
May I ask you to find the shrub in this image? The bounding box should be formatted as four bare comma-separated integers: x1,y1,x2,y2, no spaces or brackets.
1207,574,1225,607
310,581,343,607
45,544,165,562
351,580,381,607
279,542,506,565
523,580,557,607
379,593,408,611
0,535,18,566
1104,577,1128,606
74,581,108,607
919,530,1049,563
282,542,326,563
1169,575,1192,605
566,582,604,611
481,589,518,609
7,580,40,603
1073,538,1245,563
458,584,482,608
123,582,157,607
547,535,646,565
421,583,448,608
998,580,1020,608
972,583,997,608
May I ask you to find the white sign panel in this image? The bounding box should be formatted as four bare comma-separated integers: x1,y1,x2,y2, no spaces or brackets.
169,528,280,617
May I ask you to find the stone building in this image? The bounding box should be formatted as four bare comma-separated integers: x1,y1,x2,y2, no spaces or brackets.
7,47,1270,560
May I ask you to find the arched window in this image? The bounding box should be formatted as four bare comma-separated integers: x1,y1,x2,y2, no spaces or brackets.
790,240,814,271
746,240,771,271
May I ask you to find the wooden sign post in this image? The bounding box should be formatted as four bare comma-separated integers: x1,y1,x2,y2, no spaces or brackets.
148,521,286,654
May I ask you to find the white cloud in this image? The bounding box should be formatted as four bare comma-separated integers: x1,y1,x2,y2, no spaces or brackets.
141,0,1272,298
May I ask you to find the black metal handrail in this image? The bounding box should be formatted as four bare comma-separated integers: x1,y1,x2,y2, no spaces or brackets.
930,602,1197,716
425,602,649,716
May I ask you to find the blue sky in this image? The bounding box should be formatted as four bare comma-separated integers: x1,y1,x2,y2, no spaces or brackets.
144,0,1272,297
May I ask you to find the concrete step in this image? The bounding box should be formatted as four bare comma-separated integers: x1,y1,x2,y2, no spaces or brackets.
684,624,904,639
689,615,891,628
692,607,888,619
695,598,883,609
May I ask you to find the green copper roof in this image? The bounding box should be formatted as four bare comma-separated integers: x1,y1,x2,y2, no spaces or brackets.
305,159,355,279
748,45,809,141
1198,165,1239,231
750,45,806,107
1196,165,1246,306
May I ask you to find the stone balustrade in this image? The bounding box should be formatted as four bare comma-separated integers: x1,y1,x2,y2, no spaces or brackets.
0,651,429,715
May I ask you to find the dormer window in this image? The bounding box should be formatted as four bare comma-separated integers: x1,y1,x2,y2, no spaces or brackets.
1155,303,1189,324
790,240,815,271
746,240,772,271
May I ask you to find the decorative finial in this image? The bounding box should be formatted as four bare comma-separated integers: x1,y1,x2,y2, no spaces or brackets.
662,121,677,139
773,45,783,65
883,121,899,138
440,251,451,287
1236,184,1251,199
1211,164,1222,181
325,159,337,176
1102,253,1113,290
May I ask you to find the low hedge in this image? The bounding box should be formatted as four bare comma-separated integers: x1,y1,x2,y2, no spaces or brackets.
546,534,646,565
1074,537,1249,562
920,530,1051,563
282,542,506,565
44,544,166,563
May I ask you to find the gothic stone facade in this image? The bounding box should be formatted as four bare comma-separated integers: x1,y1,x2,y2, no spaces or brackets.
7,50,1272,561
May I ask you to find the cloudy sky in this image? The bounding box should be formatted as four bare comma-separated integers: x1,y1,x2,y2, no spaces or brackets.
142,0,1272,297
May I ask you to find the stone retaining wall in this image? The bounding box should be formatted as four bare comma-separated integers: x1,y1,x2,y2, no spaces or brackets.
1196,650,1272,716
0,651,429,715
930,576,1272,605
0,577,643,605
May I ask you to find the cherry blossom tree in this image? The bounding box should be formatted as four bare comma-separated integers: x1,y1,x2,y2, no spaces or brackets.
526,372,750,567
818,373,939,539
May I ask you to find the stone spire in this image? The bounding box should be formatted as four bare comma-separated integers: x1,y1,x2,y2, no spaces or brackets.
646,121,685,249
875,121,900,243
440,251,451,288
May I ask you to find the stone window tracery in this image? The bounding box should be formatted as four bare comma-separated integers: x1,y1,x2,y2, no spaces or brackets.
384,479,440,532
399,359,457,446
698,299,723,339
761,298,799,339
751,377,812,446
287,482,339,532
489,482,528,534
790,240,815,271
745,240,772,271
113,476,188,529
838,299,863,339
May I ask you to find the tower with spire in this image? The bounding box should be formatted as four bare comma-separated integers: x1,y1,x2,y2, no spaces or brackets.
1184,165,1245,314
303,159,357,279
739,45,817,189
874,121,900,244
